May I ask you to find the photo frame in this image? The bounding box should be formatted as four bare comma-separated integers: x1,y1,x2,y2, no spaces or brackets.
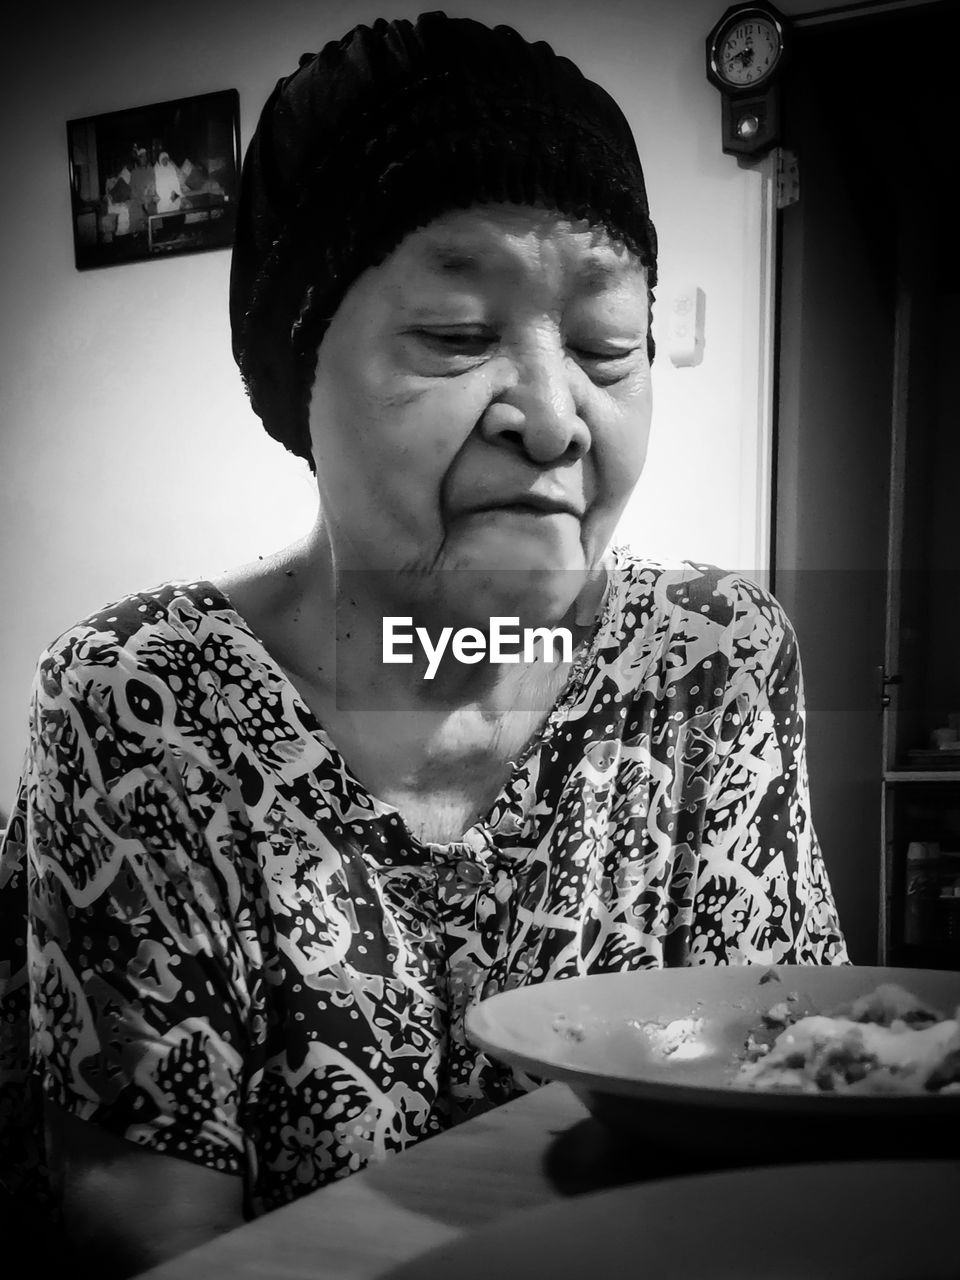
67,89,241,270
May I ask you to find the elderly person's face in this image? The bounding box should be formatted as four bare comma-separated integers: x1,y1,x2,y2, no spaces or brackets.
308,204,652,624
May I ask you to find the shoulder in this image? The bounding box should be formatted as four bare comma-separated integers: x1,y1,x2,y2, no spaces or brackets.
34,580,240,707
211,551,305,664
602,549,798,687
608,549,788,632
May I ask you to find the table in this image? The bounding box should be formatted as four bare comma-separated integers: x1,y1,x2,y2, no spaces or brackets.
137,1083,588,1280
146,202,228,253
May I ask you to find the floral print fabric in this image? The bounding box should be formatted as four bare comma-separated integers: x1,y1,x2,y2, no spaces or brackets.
0,553,847,1215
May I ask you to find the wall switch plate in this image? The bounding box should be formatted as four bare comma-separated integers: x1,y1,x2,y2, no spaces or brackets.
667,285,706,367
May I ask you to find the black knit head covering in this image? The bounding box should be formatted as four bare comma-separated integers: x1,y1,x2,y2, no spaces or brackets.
230,10,658,468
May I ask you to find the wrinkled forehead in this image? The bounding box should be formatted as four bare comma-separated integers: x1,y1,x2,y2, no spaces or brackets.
390,204,648,299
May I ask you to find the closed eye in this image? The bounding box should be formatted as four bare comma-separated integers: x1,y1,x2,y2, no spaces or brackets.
569,344,642,360
568,343,644,385
411,328,496,356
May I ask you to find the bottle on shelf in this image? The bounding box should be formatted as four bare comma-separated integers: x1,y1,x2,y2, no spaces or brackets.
904,841,944,947
936,877,960,949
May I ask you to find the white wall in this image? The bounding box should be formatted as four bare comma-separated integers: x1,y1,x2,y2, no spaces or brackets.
0,0,840,806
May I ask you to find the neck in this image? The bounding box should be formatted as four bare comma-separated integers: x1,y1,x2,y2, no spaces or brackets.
288,520,604,713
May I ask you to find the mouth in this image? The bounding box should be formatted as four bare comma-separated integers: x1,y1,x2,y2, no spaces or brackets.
469,495,582,519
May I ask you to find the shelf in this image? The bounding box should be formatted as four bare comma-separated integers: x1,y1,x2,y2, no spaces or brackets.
884,771,960,783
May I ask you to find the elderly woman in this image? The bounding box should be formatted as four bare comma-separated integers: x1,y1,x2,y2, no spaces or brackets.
0,11,847,1276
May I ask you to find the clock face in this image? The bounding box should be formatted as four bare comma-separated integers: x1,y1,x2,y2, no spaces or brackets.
717,14,782,87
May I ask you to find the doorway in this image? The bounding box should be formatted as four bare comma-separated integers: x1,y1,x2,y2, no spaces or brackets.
772,0,960,963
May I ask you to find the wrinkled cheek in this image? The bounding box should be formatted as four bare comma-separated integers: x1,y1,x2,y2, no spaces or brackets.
366,449,453,554
582,423,651,555
597,422,650,505
614,405,653,495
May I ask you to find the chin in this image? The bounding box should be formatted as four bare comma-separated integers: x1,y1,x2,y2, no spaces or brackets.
455,526,593,615
439,562,587,631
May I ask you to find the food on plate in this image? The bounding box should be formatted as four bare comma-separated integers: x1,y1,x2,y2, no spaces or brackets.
738,982,960,1095
552,1012,586,1043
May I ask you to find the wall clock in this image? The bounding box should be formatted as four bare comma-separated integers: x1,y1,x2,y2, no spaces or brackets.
706,4,788,157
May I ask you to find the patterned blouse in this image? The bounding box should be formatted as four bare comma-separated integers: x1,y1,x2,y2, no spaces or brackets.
0,553,846,1217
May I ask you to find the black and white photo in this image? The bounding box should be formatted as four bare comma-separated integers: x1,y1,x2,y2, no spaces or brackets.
67,89,240,269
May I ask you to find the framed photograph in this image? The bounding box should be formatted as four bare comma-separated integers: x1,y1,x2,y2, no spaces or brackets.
66,89,241,270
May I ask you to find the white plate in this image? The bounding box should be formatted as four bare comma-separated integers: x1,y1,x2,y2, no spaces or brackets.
382,1160,960,1280
465,967,960,1159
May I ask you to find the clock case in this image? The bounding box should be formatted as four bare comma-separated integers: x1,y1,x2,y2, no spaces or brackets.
706,3,789,158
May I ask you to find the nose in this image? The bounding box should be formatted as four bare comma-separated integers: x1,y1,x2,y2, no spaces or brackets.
480,346,590,464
